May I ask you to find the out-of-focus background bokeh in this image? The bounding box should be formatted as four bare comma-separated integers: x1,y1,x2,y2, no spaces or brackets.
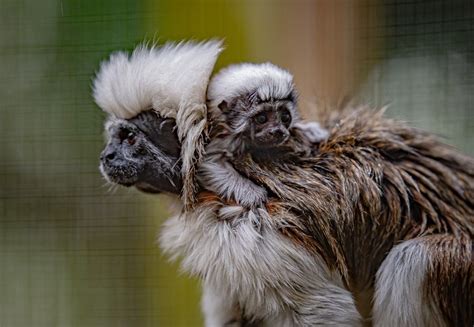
0,0,472,326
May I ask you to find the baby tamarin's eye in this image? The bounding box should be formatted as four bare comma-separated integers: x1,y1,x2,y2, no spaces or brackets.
254,112,268,124
280,109,291,125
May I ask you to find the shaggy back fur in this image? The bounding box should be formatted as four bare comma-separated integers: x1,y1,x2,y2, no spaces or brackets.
237,108,473,256
230,107,473,322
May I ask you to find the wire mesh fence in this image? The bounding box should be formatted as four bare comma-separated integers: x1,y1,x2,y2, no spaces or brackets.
0,1,472,326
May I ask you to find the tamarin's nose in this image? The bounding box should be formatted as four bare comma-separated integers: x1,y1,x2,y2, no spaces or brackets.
268,126,279,134
100,150,116,161
271,129,283,137
270,128,289,141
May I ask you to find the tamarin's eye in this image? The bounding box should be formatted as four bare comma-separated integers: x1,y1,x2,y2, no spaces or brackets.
118,128,130,141
119,128,136,145
280,109,291,124
254,112,268,124
126,132,136,145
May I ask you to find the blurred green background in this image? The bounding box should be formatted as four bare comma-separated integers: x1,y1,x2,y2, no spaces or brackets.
0,0,472,326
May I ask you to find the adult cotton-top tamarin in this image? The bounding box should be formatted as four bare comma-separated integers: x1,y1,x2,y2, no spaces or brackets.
93,40,473,326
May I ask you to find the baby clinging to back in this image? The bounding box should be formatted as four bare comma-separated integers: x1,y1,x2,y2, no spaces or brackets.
198,62,328,207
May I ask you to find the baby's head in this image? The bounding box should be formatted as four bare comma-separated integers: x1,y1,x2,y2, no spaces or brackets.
208,63,299,149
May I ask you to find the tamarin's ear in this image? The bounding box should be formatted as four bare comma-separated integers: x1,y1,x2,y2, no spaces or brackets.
218,100,229,113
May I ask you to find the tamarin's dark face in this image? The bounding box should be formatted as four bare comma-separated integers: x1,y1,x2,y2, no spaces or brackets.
100,111,182,194
247,102,292,148
219,92,296,150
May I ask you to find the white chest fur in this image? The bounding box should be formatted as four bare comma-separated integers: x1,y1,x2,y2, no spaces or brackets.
160,202,360,325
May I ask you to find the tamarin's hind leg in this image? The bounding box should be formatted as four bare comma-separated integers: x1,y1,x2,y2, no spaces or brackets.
373,234,472,327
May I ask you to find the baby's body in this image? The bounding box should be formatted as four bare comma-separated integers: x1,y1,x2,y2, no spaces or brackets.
199,63,328,207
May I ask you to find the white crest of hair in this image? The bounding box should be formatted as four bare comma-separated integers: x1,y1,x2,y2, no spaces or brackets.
93,40,223,207
93,40,222,120
207,62,295,110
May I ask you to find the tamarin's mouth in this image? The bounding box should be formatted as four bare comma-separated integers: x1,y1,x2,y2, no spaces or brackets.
257,135,289,147
100,162,139,186
135,182,163,194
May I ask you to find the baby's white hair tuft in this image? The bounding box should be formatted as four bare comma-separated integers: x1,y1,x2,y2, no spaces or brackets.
207,62,295,109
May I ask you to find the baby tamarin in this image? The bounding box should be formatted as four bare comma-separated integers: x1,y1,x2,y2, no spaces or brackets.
199,63,328,207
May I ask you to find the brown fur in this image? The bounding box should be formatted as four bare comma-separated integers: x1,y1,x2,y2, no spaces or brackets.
227,107,474,324
423,234,472,326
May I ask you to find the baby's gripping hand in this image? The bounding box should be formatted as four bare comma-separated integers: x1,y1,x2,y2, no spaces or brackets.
294,121,329,143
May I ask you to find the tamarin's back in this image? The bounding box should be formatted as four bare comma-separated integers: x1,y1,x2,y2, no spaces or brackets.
234,108,473,325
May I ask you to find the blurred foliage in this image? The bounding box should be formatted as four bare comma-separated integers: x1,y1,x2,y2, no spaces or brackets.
1,0,202,326
360,0,474,155
0,0,472,327
145,0,251,69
